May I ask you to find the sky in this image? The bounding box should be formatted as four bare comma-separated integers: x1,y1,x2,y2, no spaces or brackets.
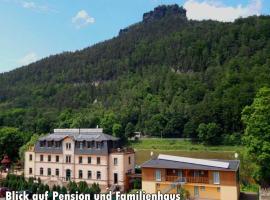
0,0,269,73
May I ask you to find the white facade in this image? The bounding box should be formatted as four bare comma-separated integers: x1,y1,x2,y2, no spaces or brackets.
24,129,135,192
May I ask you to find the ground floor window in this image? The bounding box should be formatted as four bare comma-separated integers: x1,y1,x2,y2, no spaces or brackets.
97,171,101,180
88,171,92,179
200,186,205,191
66,169,71,181
79,170,83,179
29,168,32,174
194,186,199,197
48,168,51,176
40,168,43,175
56,169,59,176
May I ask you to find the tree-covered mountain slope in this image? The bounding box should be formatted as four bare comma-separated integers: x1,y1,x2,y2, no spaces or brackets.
1,5,270,142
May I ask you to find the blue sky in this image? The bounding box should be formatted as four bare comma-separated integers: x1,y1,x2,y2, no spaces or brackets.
0,0,269,73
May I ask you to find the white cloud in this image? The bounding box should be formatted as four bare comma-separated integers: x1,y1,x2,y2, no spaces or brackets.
22,1,35,9
72,10,95,29
19,0,58,13
18,52,38,66
183,0,262,22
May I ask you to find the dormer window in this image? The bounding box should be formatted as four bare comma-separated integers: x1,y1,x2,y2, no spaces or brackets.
87,141,95,148
40,141,46,147
55,141,61,148
96,141,103,149
80,142,83,149
48,141,53,147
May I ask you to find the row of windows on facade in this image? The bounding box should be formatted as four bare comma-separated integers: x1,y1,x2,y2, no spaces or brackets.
155,170,221,184
33,154,102,164
29,168,102,180
39,141,105,149
30,154,130,165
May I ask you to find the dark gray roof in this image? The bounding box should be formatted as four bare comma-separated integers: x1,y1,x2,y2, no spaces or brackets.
39,128,119,142
141,158,240,171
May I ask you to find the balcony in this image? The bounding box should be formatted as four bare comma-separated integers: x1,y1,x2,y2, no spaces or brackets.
166,176,209,184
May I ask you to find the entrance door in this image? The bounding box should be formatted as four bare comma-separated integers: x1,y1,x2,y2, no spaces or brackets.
194,186,199,198
66,169,71,181
114,173,118,184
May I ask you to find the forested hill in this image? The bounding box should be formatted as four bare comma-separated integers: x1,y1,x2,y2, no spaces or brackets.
1,4,270,143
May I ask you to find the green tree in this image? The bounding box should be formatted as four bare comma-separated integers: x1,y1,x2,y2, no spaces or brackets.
67,181,78,194
90,183,100,194
242,87,270,186
197,122,221,145
0,127,30,160
78,181,88,193
100,112,117,134
19,134,42,161
125,122,135,138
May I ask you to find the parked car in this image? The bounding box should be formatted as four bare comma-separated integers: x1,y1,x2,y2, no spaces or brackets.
0,187,11,198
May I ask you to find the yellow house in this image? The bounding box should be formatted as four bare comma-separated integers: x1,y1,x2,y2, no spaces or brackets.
141,154,240,200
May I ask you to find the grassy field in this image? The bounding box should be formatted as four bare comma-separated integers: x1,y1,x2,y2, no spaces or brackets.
129,138,243,152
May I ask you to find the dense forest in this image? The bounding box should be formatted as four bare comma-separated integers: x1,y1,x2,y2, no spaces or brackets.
1,5,270,147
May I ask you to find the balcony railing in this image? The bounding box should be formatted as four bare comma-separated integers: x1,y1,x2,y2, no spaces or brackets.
166,176,209,184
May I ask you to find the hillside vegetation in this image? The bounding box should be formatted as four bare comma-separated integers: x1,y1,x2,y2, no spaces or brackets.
1,5,270,144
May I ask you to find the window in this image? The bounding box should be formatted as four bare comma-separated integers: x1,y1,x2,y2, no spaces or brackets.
128,156,131,164
114,158,118,165
56,169,59,177
48,141,53,147
48,168,51,176
40,168,43,175
97,157,100,165
177,170,183,177
29,168,32,174
55,141,61,148
40,155,44,162
194,186,199,197
66,155,71,163
79,170,83,179
29,154,32,161
66,143,71,150
97,171,101,180
87,141,94,148
200,186,205,191
88,171,92,179
97,142,103,149
56,155,59,162
217,187,220,192
194,170,200,177
79,156,83,164
79,142,83,149
88,157,91,164
155,170,161,181
213,172,220,184
40,141,46,147
48,155,51,162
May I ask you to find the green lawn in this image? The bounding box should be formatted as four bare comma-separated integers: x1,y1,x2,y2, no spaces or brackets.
129,138,242,152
